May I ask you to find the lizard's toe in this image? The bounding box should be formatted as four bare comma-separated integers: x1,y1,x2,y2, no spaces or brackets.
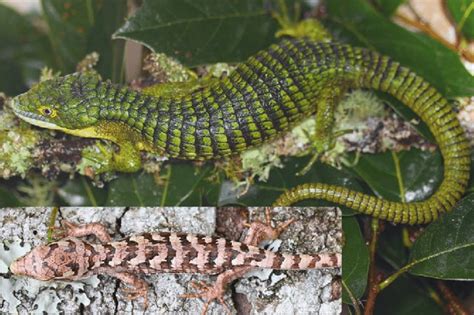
181,280,230,315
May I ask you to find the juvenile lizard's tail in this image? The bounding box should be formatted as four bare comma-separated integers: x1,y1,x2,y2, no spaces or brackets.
246,251,341,270
274,43,471,224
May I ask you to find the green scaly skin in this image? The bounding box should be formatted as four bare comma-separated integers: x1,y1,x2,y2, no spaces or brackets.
11,36,470,224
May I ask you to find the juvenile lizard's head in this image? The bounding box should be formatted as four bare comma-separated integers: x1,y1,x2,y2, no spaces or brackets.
11,72,101,132
10,238,90,281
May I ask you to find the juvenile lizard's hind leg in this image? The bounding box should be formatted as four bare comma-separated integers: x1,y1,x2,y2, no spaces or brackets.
51,220,112,243
243,207,295,246
181,209,295,314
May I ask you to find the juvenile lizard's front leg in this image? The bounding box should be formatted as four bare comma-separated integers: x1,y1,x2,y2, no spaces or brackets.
101,269,149,308
52,220,112,243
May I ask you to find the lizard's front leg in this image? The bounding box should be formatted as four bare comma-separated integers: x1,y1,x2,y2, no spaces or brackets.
110,140,143,173
52,220,112,243
82,140,143,174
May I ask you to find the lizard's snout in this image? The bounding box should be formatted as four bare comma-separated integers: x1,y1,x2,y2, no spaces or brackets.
10,257,26,276
9,246,56,281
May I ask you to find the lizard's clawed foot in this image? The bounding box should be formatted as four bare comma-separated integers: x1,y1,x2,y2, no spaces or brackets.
297,128,352,176
49,220,78,240
50,220,113,242
81,141,116,174
180,280,230,315
243,208,296,245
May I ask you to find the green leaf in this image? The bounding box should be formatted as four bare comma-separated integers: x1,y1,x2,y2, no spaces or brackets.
0,5,50,95
349,149,443,202
41,0,96,72
377,225,409,269
374,276,443,315
325,0,474,97
408,194,474,279
0,185,22,207
159,163,222,206
106,172,161,206
42,0,127,77
87,0,127,81
342,216,369,304
57,177,107,206
219,156,367,213
113,0,281,67
373,0,406,16
106,163,221,206
446,0,474,40
467,151,474,193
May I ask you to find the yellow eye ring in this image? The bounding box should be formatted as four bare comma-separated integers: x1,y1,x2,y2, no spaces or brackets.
38,106,57,118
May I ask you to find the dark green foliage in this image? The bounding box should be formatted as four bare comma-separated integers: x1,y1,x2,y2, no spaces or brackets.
325,0,474,97
342,216,369,304
41,0,127,78
113,0,281,67
0,5,51,95
446,0,474,40
409,194,474,279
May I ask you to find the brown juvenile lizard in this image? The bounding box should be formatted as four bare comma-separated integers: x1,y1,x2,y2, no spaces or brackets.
10,210,341,314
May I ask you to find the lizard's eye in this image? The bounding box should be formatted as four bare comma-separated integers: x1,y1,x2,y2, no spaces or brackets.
39,106,57,118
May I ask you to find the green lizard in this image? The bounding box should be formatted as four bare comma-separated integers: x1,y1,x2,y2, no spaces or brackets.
10,19,471,225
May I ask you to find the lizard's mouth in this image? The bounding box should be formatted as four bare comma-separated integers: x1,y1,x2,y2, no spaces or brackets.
10,98,61,130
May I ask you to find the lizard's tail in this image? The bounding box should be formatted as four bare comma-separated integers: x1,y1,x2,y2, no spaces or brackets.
248,251,341,270
274,43,471,224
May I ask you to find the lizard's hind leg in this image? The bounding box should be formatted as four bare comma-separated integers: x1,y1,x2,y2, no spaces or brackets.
272,0,332,42
181,208,296,314
298,84,347,175
243,207,295,246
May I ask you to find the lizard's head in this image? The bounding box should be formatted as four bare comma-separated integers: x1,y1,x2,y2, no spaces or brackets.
11,72,101,132
10,238,89,281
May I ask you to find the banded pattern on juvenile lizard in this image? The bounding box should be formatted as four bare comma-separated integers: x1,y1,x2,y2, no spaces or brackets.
11,38,471,224
10,218,340,313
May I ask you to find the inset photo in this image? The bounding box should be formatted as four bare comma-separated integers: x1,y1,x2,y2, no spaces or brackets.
0,207,342,314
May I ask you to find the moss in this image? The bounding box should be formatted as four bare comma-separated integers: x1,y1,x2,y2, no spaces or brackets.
76,52,100,73
39,67,61,82
0,100,42,178
16,175,56,206
241,146,283,182
143,52,195,83
205,63,235,78
335,90,385,131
